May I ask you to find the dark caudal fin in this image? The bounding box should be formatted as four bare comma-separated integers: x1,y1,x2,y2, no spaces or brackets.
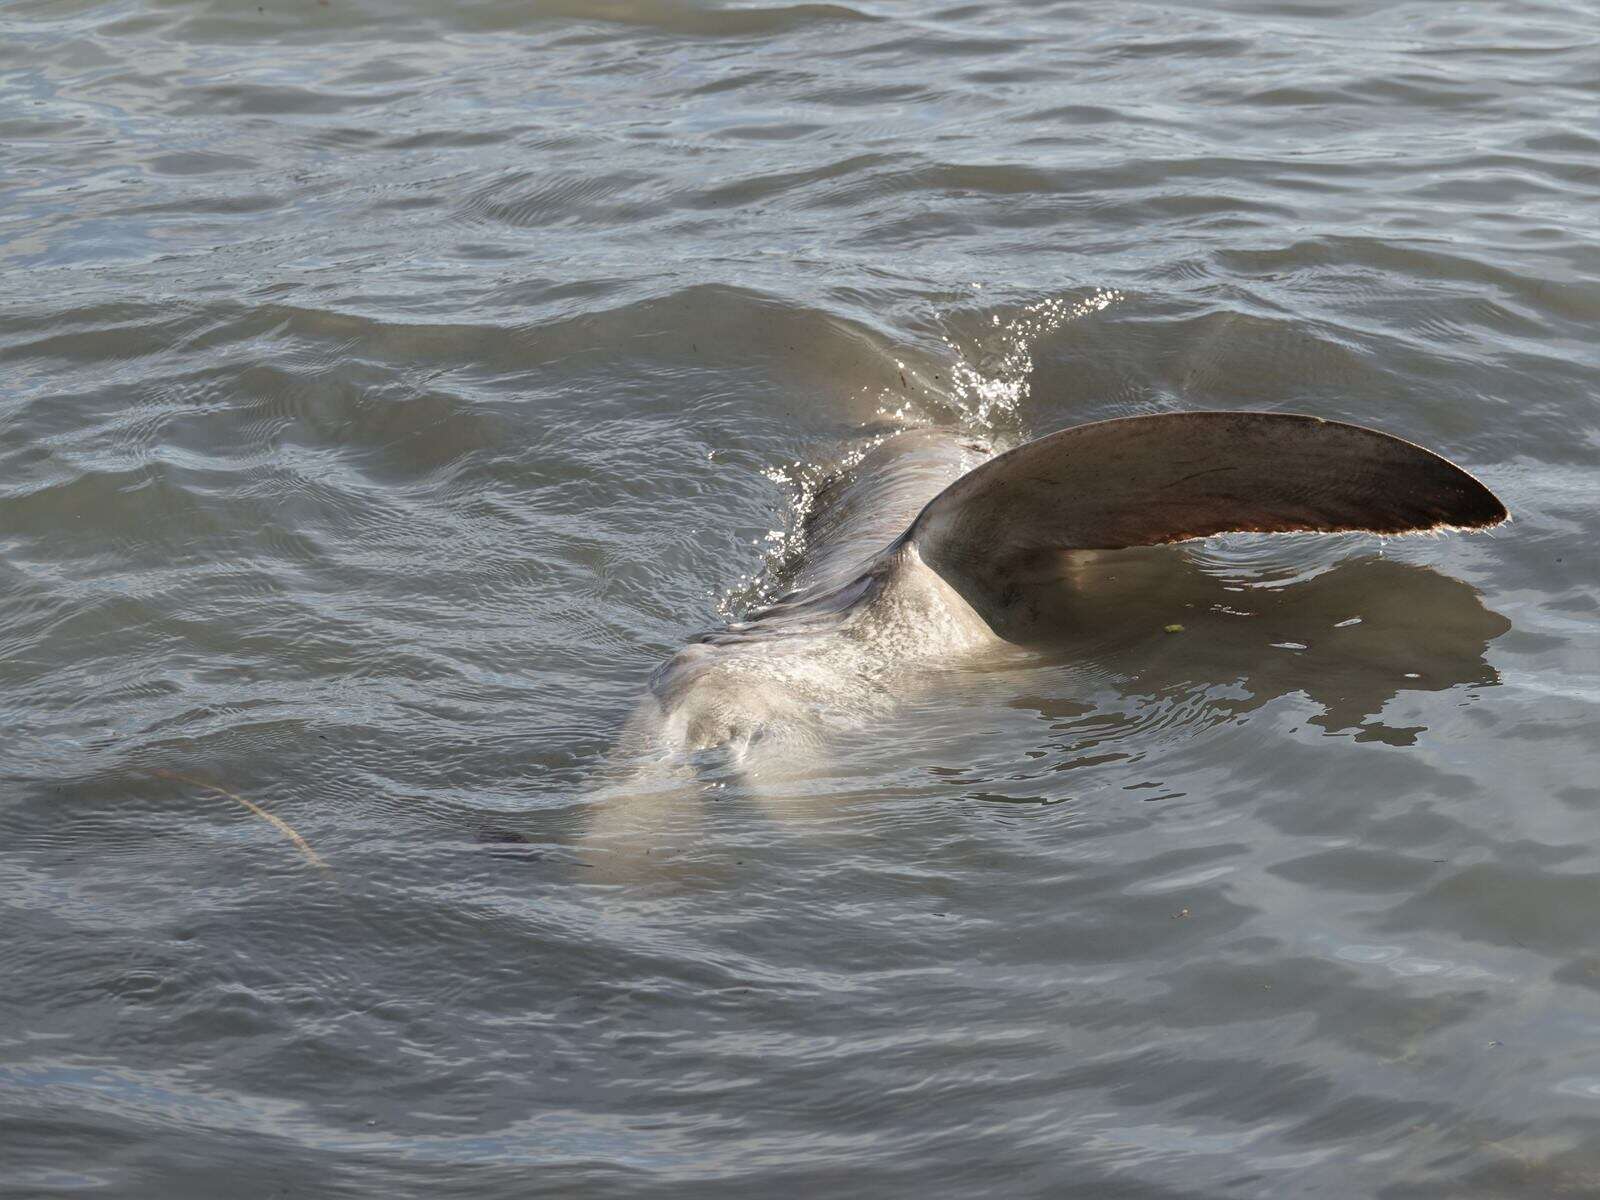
908,411,1506,634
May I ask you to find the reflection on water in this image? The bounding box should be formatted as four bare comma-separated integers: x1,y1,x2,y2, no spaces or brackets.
1017,552,1509,746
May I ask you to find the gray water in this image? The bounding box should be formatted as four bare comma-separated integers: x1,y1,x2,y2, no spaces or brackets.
2,1,1598,1196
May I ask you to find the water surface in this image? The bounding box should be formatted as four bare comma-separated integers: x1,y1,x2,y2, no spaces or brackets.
2,1,1598,1196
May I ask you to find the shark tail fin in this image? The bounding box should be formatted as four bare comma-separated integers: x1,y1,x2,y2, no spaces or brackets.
908,410,1506,632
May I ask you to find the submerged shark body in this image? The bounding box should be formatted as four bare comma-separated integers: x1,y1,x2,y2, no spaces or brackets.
623,411,1507,762
629,430,995,758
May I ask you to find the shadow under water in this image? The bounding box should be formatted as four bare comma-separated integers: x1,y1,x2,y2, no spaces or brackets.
582,544,1508,884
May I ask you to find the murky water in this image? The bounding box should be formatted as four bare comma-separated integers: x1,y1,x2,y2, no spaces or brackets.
3,1,1598,1195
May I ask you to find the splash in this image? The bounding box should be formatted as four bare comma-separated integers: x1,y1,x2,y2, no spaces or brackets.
717,434,893,618
943,287,1122,431
719,288,1123,619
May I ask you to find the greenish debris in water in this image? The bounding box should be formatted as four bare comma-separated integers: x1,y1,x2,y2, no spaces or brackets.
1164,623,1185,634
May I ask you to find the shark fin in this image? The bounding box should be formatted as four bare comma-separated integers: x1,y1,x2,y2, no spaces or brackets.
908,411,1506,635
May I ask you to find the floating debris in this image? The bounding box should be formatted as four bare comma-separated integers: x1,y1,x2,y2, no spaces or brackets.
148,768,329,873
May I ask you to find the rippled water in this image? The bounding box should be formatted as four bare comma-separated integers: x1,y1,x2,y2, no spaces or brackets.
3,1,1598,1195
